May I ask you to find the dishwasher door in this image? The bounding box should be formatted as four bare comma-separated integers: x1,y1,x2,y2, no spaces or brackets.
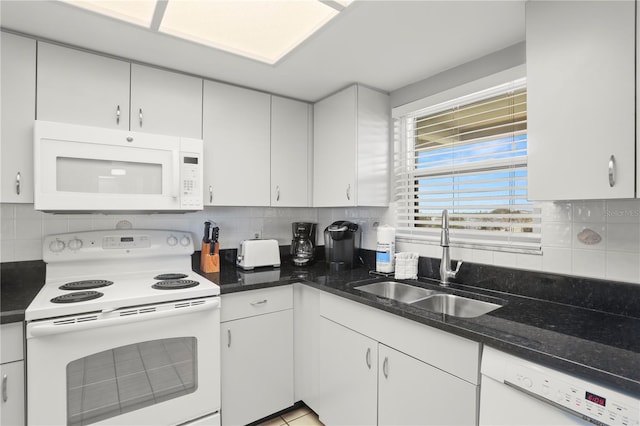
480,374,590,425
479,347,639,426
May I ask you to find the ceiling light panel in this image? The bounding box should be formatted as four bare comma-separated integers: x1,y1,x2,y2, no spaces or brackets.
159,0,340,64
61,0,157,27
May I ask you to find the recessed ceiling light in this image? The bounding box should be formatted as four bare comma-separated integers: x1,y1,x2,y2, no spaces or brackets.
60,0,353,65
61,0,157,27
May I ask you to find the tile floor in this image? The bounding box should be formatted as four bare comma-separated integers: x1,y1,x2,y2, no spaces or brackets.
257,405,324,426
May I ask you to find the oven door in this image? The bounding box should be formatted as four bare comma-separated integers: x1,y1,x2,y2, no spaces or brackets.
34,120,184,212
26,297,220,426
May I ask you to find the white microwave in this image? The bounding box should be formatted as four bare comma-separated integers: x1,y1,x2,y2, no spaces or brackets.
34,120,203,213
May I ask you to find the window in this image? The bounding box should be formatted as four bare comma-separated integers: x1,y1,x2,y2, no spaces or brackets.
394,78,541,253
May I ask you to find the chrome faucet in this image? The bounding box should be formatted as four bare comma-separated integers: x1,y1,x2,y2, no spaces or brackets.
439,209,462,286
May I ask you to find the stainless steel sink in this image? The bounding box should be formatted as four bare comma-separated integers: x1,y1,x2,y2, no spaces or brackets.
355,281,440,303
410,294,501,318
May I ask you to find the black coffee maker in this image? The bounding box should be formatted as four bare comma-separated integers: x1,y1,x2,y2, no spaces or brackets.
291,222,316,266
324,221,360,271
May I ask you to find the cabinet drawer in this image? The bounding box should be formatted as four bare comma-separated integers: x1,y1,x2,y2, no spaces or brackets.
221,285,293,322
1,323,24,363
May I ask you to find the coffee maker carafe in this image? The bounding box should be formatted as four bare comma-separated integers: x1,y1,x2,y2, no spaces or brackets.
291,222,316,266
324,221,360,271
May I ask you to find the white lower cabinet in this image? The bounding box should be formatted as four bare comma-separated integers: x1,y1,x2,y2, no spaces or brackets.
316,292,481,426
317,317,378,426
378,344,477,426
220,287,294,426
1,323,25,426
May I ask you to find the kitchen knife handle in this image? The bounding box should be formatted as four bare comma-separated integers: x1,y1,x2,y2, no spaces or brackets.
608,155,616,187
15,172,20,195
2,374,7,402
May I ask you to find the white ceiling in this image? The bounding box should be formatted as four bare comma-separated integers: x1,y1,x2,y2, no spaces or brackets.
0,0,526,103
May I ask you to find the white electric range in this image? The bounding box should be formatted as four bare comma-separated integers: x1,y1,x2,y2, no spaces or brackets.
26,229,221,426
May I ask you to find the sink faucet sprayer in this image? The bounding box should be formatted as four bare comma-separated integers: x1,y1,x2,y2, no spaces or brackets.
439,209,462,286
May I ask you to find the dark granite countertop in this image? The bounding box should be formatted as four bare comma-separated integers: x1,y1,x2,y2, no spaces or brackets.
3,250,639,397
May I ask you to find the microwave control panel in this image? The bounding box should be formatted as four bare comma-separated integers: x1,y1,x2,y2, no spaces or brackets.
181,153,202,208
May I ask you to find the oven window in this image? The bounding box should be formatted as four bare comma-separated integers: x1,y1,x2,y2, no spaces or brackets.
66,337,197,426
56,157,163,194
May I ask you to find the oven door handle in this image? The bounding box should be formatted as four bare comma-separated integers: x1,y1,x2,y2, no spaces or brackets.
28,297,220,338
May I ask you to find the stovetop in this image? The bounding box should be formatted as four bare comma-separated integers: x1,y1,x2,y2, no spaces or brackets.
26,229,220,321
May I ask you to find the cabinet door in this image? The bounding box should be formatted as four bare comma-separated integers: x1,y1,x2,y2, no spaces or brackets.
1,33,36,203
130,64,203,138
293,284,320,409
37,42,130,129
203,81,271,206
1,361,25,426
271,96,311,207
221,309,293,426
527,1,635,200
378,344,477,426
313,86,357,207
317,317,377,426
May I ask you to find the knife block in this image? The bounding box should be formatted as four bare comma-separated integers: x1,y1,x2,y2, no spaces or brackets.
200,242,220,273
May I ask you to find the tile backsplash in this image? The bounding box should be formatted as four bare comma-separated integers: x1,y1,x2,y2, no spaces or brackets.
0,203,390,263
2,200,640,285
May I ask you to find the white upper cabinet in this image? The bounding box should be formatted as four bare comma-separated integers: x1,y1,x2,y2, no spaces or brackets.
1,32,36,203
37,42,131,130
527,0,636,200
37,43,203,138
271,96,312,207
130,64,203,139
313,84,390,207
202,81,271,206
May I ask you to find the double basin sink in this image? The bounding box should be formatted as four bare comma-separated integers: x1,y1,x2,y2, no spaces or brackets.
354,281,503,318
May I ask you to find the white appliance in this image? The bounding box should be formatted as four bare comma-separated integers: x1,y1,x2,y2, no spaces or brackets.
480,346,639,426
236,239,281,270
34,120,203,212
26,230,221,426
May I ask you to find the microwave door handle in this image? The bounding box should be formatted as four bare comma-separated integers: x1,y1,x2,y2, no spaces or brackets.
173,150,180,199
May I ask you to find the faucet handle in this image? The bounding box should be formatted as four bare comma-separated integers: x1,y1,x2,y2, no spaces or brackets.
453,260,463,275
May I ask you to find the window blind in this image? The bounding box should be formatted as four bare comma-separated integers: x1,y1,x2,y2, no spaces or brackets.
394,78,541,253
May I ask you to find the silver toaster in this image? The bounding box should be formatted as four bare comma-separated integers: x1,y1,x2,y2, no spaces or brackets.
236,239,281,270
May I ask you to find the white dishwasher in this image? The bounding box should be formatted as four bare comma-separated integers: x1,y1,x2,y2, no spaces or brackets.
480,347,639,426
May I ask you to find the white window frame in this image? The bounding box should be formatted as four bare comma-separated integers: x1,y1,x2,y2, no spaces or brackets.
392,67,541,254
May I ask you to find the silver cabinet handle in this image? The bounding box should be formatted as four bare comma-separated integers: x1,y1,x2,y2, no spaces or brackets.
2,374,7,402
209,186,213,203
250,299,267,306
365,348,371,369
116,105,120,125
383,356,389,378
276,186,280,202
15,172,20,195
346,184,351,201
608,155,616,187
227,329,231,348
139,108,143,127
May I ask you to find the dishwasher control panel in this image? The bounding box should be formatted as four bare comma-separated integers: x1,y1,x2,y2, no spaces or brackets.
482,347,639,426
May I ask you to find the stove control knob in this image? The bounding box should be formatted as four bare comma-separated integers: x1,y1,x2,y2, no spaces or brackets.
167,236,178,246
522,377,533,388
180,236,191,247
68,238,83,251
49,239,65,253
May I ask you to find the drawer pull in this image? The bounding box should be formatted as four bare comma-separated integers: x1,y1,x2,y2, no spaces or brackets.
383,357,389,378
227,329,231,348
365,348,371,369
2,374,7,402
608,155,616,187
250,299,268,306
15,172,20,195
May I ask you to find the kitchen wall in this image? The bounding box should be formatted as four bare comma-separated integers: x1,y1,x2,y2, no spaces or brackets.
0,203,391,263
